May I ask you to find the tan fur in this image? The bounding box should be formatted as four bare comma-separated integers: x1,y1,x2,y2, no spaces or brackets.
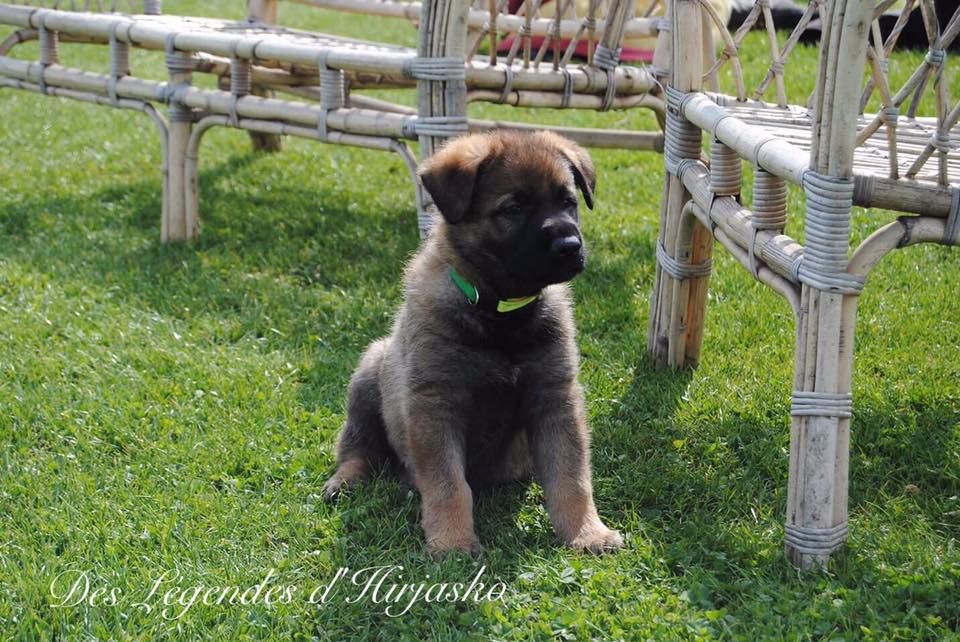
324,131,622,556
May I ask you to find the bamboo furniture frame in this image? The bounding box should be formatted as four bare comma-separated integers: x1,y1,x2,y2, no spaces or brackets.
0,0,665,240
649,0,960,567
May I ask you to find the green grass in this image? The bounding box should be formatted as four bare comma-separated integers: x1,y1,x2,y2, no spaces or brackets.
1,2,959,640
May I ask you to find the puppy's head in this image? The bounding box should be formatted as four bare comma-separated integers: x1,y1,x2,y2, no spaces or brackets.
418,131,595,298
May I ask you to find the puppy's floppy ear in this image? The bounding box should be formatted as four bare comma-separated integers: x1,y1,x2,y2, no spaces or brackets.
557,140,596,210
418,136,493,224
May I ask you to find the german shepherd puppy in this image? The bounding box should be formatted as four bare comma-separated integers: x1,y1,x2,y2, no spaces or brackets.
323,131,623,556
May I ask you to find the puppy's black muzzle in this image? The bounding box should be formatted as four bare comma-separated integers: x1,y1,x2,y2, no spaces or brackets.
550,235,582,257
542,217,586,283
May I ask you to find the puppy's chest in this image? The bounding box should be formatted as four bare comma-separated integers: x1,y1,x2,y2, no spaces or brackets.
461,358,528,455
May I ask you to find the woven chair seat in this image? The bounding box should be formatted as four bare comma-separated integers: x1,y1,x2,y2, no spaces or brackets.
717,99,960,185
139,13,414,55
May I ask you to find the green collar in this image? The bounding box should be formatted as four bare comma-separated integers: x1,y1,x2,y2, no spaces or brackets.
448,267,540,314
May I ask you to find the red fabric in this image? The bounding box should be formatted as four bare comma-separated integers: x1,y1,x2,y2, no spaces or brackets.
496,35,654,63
497,0,654,62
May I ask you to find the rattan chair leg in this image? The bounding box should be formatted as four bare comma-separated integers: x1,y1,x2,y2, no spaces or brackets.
414,0,469,238
164,47,197,242
648,0,712,368
785,0,874,569
246,0,283,152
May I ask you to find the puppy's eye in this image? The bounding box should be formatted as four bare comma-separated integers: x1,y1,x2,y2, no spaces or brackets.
498,203,522,218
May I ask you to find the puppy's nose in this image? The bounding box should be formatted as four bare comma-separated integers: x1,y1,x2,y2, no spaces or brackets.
550,235,582,257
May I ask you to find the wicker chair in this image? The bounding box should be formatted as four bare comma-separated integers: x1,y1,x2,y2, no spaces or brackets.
0,0,666,240
648,0,960,567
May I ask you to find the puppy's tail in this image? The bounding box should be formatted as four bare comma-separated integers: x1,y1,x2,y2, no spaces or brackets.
322,339,393,500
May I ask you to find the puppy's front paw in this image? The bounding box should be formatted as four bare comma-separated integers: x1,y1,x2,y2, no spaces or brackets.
322,458,370,501
426,533,483,558
566,522,624,554
321,475,349,501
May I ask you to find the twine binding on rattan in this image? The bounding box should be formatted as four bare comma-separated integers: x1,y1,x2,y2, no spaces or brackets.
403,56,465,82
709,140,742,197
403,116,468,138
108,21,129,106
316,51,344,140
164,34,193,121
796,171,865,294
319,68,345,108
230,59,252,96
744,169,784,277
784,522,848,555
934,131,951,154
656,240,712,280
790,390,853,418
593,46,621,111
164,35,194,74
418,208,434,237
944,188,960,246
881,106,899,126
37,14,58,96
601,70,617,111
228,58,251,127
925,47,945,68
664,87,700,176
142,0,161,15
665,86,694,123
560,69,573,109
789,253,804,283
498,64,515,104
747,229,762,276
752,170,787,230
548,17,562,46
593,44,621,71
852,174,873,206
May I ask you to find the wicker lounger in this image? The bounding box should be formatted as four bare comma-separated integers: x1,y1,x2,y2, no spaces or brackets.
0,0,665,239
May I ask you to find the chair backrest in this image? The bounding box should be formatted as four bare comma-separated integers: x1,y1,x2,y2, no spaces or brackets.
668,0,958,185
270,0,662,76
2,0,160,12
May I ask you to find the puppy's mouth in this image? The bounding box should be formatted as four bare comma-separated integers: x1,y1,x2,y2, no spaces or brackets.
543,248,586,285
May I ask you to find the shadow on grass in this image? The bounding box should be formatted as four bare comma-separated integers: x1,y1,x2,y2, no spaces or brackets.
851,401,960,500
3,150,959,635
1,149,423,423
592,364,960,626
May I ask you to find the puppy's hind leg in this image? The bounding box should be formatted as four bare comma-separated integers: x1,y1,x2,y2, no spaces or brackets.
323,339,392,500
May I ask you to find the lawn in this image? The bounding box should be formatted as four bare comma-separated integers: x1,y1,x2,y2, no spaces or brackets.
1,1,959,640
